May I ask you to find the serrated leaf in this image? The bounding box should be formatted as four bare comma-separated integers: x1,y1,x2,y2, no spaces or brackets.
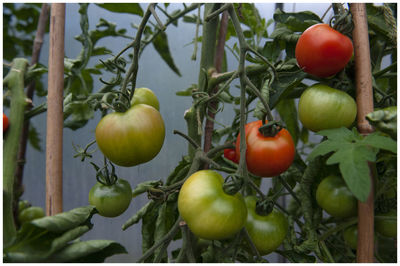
152,31,181,76
327,145,375,202
307,139,342,161
273,8,322,32
96,3,143,16
362,132,397,153
317,127,358,142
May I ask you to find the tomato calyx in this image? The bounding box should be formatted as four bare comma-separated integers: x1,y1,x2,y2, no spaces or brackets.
90,160,118,186
222,175,243,196
255,198,274,216
258,120,284,137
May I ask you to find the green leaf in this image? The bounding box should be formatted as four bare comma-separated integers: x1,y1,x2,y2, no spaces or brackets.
132,180,163,198
48,240,127,262
327,145,375,202
307,139,343,161
176,84,196,96
63,100,94,130
273,8,322,32
362,132,397,153
276,98,300,145
28,124,42,151
96,3,143,16
122,200,158,231
142,203,160,261
366,107,397,140
152,31,181,76
253,79,270,121
317,127,359,142
28,206,96,233
276,250,317,263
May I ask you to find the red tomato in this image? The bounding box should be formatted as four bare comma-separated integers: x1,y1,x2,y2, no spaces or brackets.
295,24,353,78
236,120,295,177
3,113,9,132
224,148,238,163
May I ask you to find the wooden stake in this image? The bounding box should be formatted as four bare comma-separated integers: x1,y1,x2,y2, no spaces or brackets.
350,3,375,262
46,3,65,216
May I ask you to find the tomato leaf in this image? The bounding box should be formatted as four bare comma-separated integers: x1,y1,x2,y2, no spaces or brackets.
28,124,42,151
47,240,127,263
276,98,300,145
122,200,157,231
308,127,397,202
96,3,143,16
4,206,126,263
152,31,182,76
273,9,322,32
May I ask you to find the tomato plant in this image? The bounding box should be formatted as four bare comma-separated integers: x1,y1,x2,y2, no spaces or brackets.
295,23,353,78
316,175,357,218
95,104,165,167
298,84,357,132
3,113,9,132
131,87,160,111
89,178,132,218
18,206,45,224
375,209,397,238
178,170,247,240
245,196,288,255
235,120,295,177
224,148,239,163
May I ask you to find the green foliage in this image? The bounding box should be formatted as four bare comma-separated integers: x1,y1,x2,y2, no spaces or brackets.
96,3,144,16
4,206,127,262
308,127,397,202
152,31,182,76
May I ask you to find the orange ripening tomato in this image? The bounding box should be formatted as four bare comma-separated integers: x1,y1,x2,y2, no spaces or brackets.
3,113,9,132
236,120,295,177
295,24,353,78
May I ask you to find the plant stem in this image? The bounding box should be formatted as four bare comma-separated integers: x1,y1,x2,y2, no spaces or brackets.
14,3,50,228
173,129,200,149
203,10,229,165
137,216,182,262
120,4,153,102
3,58,30,247
277,175,302,205
149,4,165,31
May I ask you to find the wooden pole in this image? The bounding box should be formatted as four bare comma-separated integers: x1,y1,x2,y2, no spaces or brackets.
46,3,65,216
350,3,375,262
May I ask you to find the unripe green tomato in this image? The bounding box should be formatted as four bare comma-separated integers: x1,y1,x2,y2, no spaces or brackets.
18,200,31,213
343,225,358,250
375,209,397,238
89,178,132,218
316,175,357,218
298,84,357,132
19,206,45,224
245,196,288,255
95,104,165,167
178,170,247,240
131,87,160,111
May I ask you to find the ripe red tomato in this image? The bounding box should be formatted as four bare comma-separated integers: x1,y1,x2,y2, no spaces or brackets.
95,104,165,167
224,148,238,163
295,24,353,78
3,113,9,132
235,120,295,177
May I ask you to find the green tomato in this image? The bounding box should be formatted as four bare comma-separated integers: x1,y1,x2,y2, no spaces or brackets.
131,87,160,111
95,104,165,167
178,170,247,240
298,84,357,132
18,200,31,213
19,206,45,224
89,178,132,217
343,225,358,250
375,209,397,238
245,196,288,255
316,175,357,218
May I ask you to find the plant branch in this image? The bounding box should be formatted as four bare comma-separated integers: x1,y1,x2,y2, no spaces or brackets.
149,4,166,31
173,130,200,149
137,216,182,262
14,3,50,228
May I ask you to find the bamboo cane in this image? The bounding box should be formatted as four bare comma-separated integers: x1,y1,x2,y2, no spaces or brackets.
350,3,375,262
46,3,65,216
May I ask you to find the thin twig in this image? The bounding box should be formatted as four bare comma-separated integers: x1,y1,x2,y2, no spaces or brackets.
173,130,200,149
149,4,166,31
